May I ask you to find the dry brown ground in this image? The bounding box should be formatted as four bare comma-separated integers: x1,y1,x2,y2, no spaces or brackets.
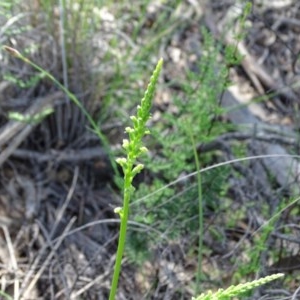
0,0,300,299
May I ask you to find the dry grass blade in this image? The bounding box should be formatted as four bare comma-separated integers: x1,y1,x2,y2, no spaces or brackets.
19,168,79,298
1,226,19,300
70,254,116,299
0,125,33,168
20,218,76,299
11,147,108,163
49,166,79,238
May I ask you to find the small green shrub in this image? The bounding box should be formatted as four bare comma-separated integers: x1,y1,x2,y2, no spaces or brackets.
128,26,238,262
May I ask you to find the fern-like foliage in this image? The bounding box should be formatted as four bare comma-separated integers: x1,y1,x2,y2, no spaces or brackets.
130,27,235,245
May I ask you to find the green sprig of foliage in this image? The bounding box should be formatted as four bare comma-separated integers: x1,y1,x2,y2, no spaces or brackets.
0,290,13,300
109,58,163,300
8,108,54,124
4,72,45,89
192,273,284,300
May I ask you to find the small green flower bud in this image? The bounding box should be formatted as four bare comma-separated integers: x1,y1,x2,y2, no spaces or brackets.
139,146,148,154
132,164,144,176
116,157,127,167
125,127,134,133
122,139,130,149
114,207,123,218
114,207,122,214
130,116,139,127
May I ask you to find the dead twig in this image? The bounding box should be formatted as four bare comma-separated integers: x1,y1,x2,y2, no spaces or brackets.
11,147,108,163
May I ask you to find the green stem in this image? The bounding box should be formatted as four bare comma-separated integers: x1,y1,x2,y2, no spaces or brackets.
0,291,13,300
109,169,132,300
189,132,203,295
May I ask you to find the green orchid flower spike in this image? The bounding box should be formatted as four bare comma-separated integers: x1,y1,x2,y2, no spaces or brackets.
109,58,163,300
